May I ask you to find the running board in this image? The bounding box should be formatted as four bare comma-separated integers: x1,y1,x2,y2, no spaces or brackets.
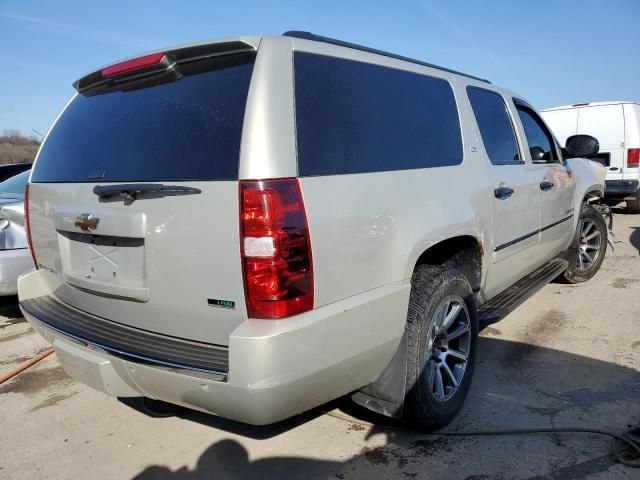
478,258,569,325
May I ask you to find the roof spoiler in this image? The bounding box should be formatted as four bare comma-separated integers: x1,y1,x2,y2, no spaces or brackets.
73,40,256,93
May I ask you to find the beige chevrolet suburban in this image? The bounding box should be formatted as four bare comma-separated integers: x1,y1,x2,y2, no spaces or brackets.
19,32,608,430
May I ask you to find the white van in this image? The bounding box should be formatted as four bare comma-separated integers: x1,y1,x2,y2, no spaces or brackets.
541,102,640,212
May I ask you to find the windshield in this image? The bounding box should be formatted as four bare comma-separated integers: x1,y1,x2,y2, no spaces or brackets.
31,53,255,183
0,170,30,199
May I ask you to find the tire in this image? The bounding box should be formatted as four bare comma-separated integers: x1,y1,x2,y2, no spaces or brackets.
627,189,640,214
560,206,608,283
404,265,478,431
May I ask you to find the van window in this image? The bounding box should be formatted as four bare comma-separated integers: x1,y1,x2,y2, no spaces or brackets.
514,102,559,163
31,54,255,183
293,53,463,176
466,87,521,164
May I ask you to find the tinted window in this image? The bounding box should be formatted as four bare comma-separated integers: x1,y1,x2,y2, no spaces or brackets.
467,87,520,164
294,53,463,176
32,54,255,183
0,170,29,199
515,103,558,163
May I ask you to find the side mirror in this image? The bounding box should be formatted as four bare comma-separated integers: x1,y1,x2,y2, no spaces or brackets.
565,134,599,158
529,146,545,161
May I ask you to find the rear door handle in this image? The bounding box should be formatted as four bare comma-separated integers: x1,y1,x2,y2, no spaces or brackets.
494,187,514,200
540,181,554,191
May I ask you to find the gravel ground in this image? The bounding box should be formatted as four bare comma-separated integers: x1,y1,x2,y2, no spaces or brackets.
1,212,639,480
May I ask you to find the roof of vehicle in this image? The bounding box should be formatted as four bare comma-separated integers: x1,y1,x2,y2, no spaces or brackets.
283,31,491,84
541,101,640,112
0,162,32,168
74,32,494,92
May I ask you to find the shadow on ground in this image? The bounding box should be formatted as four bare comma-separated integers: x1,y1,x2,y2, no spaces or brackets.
0,295,23,322
629,227,640,253
130,335,640,480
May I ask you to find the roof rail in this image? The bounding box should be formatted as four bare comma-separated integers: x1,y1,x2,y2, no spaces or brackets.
283,31,490,84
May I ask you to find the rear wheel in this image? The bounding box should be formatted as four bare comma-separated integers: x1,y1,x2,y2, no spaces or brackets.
404,266,478,431
561,206,607,283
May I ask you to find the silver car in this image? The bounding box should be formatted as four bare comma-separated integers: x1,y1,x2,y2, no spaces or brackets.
0,170,33,294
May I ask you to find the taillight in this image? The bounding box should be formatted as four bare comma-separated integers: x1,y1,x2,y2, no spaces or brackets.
627,148,640,168
24,184,37,268
240,179,313,319
102,52,168,78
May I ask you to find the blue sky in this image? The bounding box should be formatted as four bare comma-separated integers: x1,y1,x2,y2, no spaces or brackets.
1,0,638,137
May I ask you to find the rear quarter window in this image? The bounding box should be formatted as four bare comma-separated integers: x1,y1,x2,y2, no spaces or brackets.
31,54,255,183
293,53,463,176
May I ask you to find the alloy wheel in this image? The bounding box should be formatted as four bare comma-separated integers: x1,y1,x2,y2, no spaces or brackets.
424,295,471,402
577,219,602,271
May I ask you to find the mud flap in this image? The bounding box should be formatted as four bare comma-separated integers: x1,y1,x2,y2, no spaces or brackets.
351,332,407,418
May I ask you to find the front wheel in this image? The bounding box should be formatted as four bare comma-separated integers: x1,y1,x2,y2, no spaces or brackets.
404,266,478,431
560,206,608,283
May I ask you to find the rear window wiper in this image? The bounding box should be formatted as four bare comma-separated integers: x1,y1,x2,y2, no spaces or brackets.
93,183,202,201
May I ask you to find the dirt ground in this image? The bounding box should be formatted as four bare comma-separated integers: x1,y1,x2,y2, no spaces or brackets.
1,212,639,480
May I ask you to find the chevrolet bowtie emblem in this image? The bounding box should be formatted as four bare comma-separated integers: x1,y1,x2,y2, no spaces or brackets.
74,213,100,232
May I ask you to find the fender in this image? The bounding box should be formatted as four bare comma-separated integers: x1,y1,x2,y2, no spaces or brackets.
566,157,606,228
403,227,487,287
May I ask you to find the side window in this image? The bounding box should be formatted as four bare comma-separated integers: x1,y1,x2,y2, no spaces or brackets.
514,101,559,163
293,53,463,176
466,87,521,165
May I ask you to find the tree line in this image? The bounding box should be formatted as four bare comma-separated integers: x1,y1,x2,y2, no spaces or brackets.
0,130,41,164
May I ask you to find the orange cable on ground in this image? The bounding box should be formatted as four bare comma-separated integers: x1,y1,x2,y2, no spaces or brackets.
0,347,54,385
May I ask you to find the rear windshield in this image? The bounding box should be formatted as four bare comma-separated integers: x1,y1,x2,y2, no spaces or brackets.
31,53,255,183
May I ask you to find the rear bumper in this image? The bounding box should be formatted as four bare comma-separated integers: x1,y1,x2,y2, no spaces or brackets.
604,179,639,198
0,248,33,295
18,269,409,425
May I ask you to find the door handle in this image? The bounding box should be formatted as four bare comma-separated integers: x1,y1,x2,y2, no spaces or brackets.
540,181,554,191
494,186,514,200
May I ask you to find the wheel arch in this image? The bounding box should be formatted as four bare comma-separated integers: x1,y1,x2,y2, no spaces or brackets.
566,158,605,212
583,187,604,202
412,235,484,294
